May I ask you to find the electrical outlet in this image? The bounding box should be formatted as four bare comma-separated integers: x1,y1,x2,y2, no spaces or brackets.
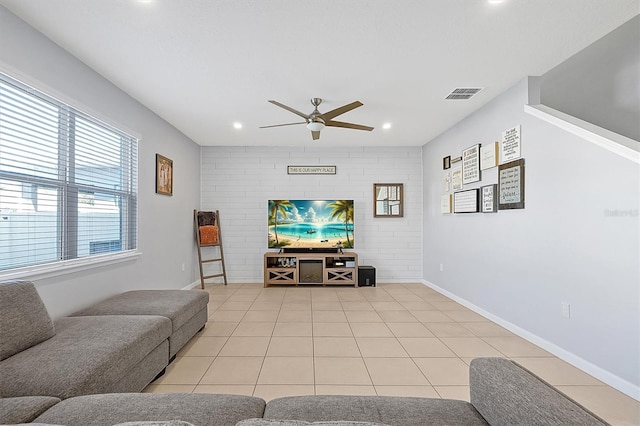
439,263,444,272
181,263,185,272
561,302,571,319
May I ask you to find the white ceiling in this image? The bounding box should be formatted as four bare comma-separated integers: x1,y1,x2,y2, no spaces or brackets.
1,0,638,147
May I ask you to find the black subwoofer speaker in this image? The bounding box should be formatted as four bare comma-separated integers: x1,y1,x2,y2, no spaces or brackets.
358,266,376,287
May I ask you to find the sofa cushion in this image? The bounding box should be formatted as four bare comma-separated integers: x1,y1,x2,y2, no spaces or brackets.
237,420,390,426
264,395,488,426
0,280,55,361
8,423,194,426
469,357,608,426
34,393,266,426
71,290,209,333
0,396,61,424
115,422,195,426
0,315,171,399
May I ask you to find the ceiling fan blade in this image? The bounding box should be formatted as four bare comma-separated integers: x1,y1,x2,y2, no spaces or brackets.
260,122,306,129
320,101,363,121
311,131,321,140
325,120,374,131
268,100,309,119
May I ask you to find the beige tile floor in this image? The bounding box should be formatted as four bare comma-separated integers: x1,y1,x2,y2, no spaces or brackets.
145,283,640,425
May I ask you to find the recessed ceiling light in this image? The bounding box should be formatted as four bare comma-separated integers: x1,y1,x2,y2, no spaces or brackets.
233,122,242,129
488,0,505,4
382,123,392,130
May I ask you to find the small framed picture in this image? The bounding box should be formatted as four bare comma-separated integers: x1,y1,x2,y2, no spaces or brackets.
443,156,451,170
156,154,173,196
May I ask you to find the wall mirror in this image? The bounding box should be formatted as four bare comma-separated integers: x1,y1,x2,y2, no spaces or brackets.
373,183,404,217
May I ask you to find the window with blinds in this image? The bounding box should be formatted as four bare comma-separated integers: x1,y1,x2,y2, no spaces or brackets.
0,72,138,273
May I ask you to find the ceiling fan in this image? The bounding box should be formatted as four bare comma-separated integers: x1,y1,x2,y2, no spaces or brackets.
260,98,374,140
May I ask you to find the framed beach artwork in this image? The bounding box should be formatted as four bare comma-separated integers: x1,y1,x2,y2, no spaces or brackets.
156,154,173,196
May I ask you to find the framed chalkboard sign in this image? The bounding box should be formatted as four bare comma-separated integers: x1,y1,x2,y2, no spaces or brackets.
498,159,525,210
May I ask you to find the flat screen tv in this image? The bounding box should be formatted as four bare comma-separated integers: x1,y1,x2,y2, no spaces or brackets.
268,199,354,250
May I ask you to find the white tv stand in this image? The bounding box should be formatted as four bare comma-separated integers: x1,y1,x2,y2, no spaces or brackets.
264,251,358,287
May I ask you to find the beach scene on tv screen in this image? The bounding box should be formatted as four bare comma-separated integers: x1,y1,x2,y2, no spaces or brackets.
268,199,354,249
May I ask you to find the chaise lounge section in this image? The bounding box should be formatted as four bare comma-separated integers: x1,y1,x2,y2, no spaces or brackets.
70,289,209,359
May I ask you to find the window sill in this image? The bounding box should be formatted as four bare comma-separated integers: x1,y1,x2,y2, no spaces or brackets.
0,250,142,282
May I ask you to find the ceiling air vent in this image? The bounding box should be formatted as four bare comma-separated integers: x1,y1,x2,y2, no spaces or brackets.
445,87,483,100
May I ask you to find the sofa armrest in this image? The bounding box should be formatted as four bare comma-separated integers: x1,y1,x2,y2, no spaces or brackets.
469,358,608,426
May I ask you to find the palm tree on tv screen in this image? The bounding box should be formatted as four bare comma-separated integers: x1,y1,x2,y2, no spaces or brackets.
327,200,354,248
269,200,293,246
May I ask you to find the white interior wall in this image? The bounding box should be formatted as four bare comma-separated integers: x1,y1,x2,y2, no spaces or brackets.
422,77,639,397
200,146,423,284
541,16,639,142
0,7,202,318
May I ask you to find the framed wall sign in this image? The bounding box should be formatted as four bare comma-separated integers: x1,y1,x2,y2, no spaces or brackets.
156,154,173,196
501,125,521,163
374,183,403,217
498,159,525,209
481,184,498,213
287,165,336,175
453,189,479,213
451,166,463,191
480,142,499,170
441,194,452,214
462,144,481,185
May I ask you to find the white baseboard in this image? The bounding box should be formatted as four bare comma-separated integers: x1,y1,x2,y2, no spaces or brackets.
181,280,201,290
421,279,640,401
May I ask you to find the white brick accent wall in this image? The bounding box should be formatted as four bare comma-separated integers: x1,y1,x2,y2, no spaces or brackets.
201,146,423,283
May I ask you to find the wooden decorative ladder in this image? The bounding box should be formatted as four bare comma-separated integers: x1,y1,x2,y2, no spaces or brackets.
194,209,228,288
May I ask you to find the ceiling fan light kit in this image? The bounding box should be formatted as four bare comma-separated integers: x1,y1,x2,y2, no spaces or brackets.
261,97,373,140
307,120,325,132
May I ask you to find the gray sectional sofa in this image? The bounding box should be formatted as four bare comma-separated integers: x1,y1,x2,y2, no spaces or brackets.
1,358,608,425
0,280,208,400
0,279,608,425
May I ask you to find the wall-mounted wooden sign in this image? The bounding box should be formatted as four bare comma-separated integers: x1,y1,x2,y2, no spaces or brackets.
498,159,525,210
287,165,336,175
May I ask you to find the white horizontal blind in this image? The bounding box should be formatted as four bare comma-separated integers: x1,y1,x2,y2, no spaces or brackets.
0,72,138,272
